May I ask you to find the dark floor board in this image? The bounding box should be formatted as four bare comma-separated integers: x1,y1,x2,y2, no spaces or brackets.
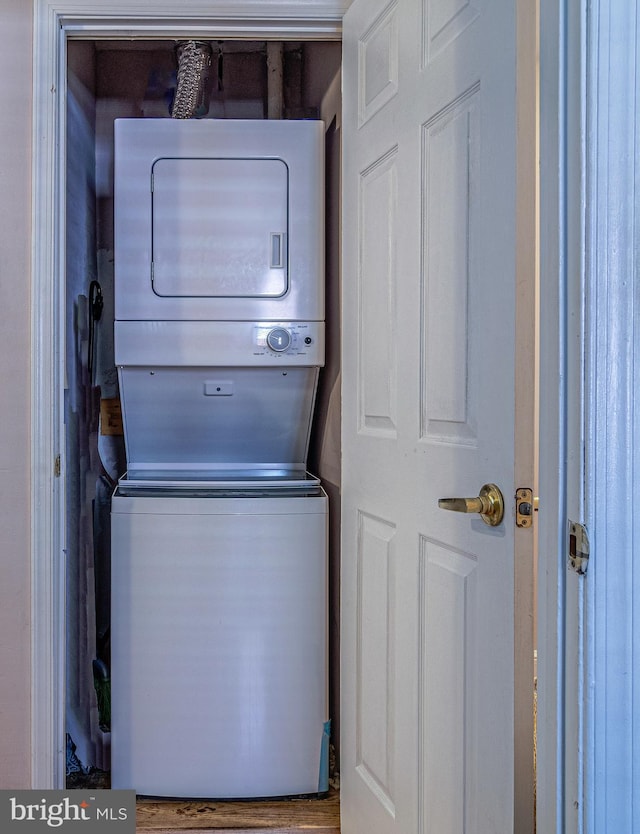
136,788,340,832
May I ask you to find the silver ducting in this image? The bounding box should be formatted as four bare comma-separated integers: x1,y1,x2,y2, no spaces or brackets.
171,41,212,119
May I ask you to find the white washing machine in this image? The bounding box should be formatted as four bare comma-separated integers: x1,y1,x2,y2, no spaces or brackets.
109,361,330,798
111,484,328,798
111,118,329,798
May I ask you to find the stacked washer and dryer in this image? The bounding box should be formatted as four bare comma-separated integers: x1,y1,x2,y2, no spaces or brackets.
110,118,329,799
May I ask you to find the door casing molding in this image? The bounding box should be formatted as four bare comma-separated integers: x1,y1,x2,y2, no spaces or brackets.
31,0,349,789
537,0,577,829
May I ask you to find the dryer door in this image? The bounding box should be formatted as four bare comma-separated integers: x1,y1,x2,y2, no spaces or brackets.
152,157,288,299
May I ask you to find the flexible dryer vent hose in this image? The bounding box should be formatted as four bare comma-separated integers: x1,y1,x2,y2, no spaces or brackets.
172,41,212,119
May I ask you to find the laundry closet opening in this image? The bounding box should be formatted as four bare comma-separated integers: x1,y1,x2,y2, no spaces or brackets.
64,38,342,790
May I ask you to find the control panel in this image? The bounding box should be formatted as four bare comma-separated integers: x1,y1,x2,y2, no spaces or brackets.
115,320,325,367
254,323,319,358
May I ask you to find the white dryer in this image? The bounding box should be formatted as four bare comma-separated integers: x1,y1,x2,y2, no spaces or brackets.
114,118,325,324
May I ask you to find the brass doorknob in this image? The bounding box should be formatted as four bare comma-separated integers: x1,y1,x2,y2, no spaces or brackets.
438,483,505,527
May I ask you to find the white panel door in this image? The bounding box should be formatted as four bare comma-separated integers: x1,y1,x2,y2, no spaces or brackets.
341,0,526,832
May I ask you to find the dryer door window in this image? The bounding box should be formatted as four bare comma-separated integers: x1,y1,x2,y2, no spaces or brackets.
151,157,288,298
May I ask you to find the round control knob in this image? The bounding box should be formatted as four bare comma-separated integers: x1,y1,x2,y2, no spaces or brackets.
266,327,292,352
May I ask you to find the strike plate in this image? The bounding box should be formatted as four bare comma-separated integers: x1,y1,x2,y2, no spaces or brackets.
568,520,589,575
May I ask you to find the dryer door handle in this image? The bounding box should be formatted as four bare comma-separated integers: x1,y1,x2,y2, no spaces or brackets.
270,232,285,268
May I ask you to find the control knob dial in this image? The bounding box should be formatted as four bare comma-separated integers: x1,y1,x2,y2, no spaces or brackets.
266,327,292,352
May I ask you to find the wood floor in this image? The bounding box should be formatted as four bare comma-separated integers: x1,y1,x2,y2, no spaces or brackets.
136,789,340,834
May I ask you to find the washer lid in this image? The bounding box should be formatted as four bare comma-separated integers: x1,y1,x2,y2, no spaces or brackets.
116,469,322,496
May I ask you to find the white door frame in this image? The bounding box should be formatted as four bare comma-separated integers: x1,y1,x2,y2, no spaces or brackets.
537,0,585,830
30,3,567,829
583,1,640,831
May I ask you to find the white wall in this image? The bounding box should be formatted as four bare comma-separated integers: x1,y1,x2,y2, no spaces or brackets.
0,0,33,788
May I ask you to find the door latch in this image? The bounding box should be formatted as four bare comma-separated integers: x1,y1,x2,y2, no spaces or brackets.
515,487,537,528
568,521,589,574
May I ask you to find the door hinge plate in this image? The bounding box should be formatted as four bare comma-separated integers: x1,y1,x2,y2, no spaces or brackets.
516,487,536,527
568,520,589,574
